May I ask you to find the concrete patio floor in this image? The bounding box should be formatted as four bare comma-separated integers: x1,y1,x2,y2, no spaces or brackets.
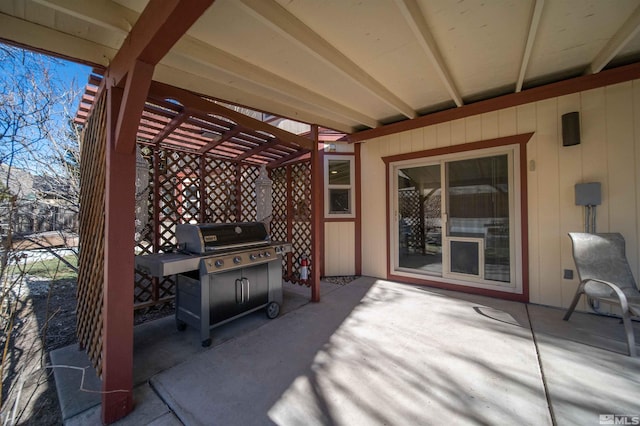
51,277,640,425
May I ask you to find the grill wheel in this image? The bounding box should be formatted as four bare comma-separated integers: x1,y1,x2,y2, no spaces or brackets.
266,302,280,319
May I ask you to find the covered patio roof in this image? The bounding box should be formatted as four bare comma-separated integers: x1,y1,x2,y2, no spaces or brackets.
3,0,640,135
5,1,640,423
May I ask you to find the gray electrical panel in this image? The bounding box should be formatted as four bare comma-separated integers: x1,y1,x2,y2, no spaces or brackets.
575,182,601,206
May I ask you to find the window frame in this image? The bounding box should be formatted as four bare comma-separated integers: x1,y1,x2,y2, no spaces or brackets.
389,144,522,293
324,154,355,219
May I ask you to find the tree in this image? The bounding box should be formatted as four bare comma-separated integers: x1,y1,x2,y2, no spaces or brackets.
0,43,85,423
0,45,83,234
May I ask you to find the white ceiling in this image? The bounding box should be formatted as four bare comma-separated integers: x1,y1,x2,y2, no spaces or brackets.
2,0,640,134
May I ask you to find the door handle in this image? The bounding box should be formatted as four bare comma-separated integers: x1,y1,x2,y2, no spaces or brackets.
242,278,250,302
235,279,242,304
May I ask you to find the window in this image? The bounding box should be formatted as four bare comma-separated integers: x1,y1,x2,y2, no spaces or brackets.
325,155,355,218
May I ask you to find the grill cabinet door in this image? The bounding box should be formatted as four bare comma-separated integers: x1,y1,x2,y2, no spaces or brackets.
208,263,269,325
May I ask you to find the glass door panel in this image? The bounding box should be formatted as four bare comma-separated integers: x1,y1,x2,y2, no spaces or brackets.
397,164,442,276
445,155,510,282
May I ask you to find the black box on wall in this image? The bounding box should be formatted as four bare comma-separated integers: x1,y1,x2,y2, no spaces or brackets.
562,112,581,146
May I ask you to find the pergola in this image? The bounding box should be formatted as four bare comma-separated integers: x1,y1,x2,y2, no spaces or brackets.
68,6,329,420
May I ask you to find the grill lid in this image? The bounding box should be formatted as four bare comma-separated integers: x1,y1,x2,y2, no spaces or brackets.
176,222,270,254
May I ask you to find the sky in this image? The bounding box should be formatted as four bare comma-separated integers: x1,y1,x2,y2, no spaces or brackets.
0,42,94,173
47,55,93,111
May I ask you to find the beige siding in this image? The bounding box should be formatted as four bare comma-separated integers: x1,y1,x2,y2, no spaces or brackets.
557,93,583,309
359,79,640,309
361,137,387,278
324,221,355,276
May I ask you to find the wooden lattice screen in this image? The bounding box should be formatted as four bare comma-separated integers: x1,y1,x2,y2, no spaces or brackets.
133,147,263,308
76,91,107,375
134,150,313,305
270,161,313,286
398,189,442,255
399,189,423,253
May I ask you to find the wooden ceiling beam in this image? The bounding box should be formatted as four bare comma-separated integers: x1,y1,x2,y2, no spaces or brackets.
198,127,242,154
0,14,116,67
587,3,640,74
235,139,280,161
394,0,463,107
266,149,310,169
105,0,216,87
238,0,416,119
114,59,154,153
31,0,134,36
173,37,380,128
151,110,189,145
152,62,355,134
516,0,545,92
348,61,640,143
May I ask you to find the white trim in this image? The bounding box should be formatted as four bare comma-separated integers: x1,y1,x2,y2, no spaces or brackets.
324,154,355,218
443,236,484,279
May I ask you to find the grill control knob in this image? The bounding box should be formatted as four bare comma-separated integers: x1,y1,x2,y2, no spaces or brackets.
214,260,224,268
264,251,271,258
259,253,265,258
233,256,242,264
249,254,257,261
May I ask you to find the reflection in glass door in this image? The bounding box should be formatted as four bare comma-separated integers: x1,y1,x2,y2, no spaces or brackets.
397,164,442,276
393,150,516,288
445,155,510,283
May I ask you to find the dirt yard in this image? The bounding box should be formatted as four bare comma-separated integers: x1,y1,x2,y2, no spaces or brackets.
0,275,173,425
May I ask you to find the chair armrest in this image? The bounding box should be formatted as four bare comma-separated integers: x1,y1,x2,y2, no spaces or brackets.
582,278,631,314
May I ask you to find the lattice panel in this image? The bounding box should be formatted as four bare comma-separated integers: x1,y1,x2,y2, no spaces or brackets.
203,157,237,223
240,164,260,222
399,190,423,252
270,167,289,273
76,91,106,376
158,150,201,248
133,148,260,309
134,271,153,304
270,167,287,240
135,150,154,255
133,149,159,308
290,162,312,284
158,276,176,299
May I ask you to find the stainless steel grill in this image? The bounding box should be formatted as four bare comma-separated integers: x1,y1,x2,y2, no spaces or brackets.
135,222,291,346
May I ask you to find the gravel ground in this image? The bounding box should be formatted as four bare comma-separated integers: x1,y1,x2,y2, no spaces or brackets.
322,276,359,285
1,277,77,426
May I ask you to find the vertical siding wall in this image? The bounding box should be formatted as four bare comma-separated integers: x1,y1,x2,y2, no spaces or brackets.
324,222,355,275
323,142,357,276
360,80,640,309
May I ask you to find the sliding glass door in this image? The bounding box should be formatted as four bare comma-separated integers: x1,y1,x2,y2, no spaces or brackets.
397,164,442,275
445,154,510,282
392,146,520,291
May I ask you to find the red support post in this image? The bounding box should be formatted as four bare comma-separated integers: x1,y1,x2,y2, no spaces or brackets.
102,86,135,423
310,125,322,302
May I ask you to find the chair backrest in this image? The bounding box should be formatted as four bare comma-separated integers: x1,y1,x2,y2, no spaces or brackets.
568,233,637,291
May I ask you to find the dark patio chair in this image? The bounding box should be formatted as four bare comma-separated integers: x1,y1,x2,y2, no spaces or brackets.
564,232,640,357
